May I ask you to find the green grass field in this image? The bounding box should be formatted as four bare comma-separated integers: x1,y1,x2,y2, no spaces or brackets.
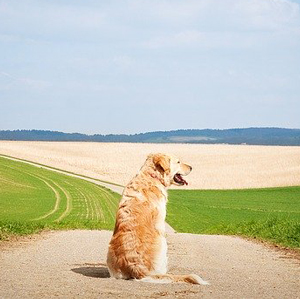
167,188,300,248
1,156,299,249
0,156,121,239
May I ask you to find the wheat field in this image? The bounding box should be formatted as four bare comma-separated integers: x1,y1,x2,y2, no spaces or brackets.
0,141,299,189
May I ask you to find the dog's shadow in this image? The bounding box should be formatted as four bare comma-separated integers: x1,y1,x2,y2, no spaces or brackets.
71,263,110,278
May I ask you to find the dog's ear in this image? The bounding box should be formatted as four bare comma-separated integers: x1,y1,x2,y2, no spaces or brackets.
153,154,170,174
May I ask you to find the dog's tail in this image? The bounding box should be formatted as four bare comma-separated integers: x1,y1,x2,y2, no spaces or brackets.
140,273,209,285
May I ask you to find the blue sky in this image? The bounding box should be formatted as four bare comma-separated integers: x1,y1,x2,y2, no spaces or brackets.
0,0,300,134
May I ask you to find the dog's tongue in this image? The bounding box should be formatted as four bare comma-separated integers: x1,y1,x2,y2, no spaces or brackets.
176,174,188,185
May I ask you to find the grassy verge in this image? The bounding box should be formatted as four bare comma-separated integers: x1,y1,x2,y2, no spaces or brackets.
167,188,300,248
0,221,47,240
209,218,300,248
0,220,117,241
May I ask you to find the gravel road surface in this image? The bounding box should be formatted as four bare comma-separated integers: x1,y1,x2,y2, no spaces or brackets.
1,230,299,298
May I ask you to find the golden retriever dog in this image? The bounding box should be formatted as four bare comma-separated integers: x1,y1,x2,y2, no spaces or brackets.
106,153,208,285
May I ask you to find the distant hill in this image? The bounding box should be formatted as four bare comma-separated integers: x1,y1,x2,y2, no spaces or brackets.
0,128,300,145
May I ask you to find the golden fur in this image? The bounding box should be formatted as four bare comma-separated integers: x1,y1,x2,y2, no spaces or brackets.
106,153,208,285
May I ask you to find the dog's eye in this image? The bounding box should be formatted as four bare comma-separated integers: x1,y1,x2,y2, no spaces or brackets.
177,161,180,164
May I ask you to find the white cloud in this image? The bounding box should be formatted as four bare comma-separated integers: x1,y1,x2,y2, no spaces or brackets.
0,71,52,91
143,30,257,49
141,0,300,50
112,55,134,69
0,0,106,40
128,0,300,30
233,0,300,30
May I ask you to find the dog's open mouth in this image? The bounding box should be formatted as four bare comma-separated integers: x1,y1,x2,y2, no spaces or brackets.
174,173,188,185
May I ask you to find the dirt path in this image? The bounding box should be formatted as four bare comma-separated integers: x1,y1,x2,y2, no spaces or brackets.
0,230,299,298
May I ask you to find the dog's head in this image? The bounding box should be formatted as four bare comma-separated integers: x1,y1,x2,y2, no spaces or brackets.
147,153,192,187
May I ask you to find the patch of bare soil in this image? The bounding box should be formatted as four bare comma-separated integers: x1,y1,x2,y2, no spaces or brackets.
1,230,299,298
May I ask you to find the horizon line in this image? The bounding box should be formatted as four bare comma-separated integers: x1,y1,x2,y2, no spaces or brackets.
1,126,300,136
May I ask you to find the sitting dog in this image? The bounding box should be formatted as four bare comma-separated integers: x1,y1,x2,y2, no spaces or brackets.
106,153,208,284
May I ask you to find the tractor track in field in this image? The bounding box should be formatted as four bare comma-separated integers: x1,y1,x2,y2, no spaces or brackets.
33,178,61,221
54,184,72,222
0,176,36,189
1,164,62,221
